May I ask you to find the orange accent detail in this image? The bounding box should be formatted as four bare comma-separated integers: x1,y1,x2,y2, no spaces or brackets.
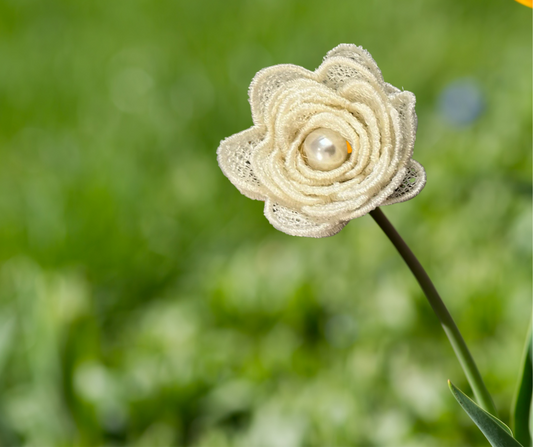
347,141,352,154
515,0,532,7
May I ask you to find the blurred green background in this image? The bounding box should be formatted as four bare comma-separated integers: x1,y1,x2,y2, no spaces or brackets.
0,0,531,445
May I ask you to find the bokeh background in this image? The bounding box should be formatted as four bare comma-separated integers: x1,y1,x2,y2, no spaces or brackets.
0,0,531,446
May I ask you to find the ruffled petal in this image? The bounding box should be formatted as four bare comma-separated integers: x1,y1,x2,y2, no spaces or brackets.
316,56,381,93
390,90,417,161
325,44,384,81
263,199,347,238
248,64,312,125
381,160,426,206
325,44,400,95
217,126,267,200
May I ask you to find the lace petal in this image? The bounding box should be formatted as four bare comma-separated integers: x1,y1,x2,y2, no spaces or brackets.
264,199,347,238
382,160,426,206
217,126,267,200
249,64,312,124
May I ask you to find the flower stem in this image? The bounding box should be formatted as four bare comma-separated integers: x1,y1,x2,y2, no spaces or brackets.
369,207,497,416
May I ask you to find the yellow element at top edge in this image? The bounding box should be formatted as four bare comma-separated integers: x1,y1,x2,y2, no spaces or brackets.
515,0,532,8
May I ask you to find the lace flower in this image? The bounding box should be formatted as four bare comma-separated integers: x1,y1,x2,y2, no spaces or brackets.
217,44,426,238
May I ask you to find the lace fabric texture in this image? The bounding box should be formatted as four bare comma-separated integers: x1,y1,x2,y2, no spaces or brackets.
217,44,426,237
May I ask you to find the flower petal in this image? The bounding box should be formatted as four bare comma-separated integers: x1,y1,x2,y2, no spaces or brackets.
263,199,347,238
217,126,267,200
325,44,384,81
325,44,401,95
248,64,313,125
381,159,426,206
316,56,380,93
390,90,417,161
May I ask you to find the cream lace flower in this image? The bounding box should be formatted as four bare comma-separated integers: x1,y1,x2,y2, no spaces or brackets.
217,44,426,238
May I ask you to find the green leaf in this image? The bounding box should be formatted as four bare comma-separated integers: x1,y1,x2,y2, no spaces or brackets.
449,380,523,447
511,325,532,447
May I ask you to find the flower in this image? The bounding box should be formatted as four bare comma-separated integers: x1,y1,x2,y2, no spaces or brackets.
217,44,426,238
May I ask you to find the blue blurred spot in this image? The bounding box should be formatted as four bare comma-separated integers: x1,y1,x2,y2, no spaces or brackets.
438,78,485,127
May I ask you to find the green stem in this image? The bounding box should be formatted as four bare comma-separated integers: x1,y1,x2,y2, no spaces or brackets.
369,207,497,416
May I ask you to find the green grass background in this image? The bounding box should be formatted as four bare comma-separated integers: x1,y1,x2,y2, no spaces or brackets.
0,0,531,445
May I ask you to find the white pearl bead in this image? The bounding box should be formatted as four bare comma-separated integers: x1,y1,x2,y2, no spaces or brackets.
302,128,349,171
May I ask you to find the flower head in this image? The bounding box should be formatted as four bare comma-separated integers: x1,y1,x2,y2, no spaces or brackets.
217,44,426,237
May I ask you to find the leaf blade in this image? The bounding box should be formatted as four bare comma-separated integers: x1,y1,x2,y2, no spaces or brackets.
511,325,532,447
449,380,523,447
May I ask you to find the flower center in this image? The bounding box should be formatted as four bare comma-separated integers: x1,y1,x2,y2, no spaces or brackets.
302,128,350,171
